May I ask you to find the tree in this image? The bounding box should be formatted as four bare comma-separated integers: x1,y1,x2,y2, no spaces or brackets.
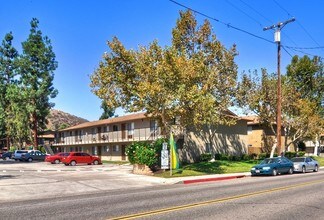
286,55,324,154
237,55,324,157
99,100,115,120
19,18,58,148
90,10,238,137
0,32,19,148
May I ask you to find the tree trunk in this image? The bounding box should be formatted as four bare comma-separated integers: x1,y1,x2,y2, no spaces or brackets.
313,134,320,156
270,141,276,158
33,112,38,149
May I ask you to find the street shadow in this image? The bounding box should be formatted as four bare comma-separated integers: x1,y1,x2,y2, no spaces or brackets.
0,175,16,180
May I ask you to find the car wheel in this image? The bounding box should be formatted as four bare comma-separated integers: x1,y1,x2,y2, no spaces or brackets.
288,167,293,174
70,160,77,166
302,166,306,173
54,159,60,164
314,165,318,172
93,160,99,165
5,156,9,160
272,168,278,176
28,158,33,162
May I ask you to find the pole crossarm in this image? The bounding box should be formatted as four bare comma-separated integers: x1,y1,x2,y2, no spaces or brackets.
263,18,295,31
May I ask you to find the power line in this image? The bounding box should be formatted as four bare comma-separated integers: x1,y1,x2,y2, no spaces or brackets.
169,0,275,45
240,0,273,24
240,0,298,47
285,46,324,50
225,0,263,27
281,46,293,58
273,0,323,50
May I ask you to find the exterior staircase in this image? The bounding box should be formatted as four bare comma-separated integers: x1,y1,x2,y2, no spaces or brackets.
43,144,54,155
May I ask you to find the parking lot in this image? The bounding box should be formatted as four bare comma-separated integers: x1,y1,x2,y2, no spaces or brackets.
0,160,168,202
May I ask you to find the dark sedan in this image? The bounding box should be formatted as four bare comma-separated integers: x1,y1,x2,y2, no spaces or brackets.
20,150,47,162
1,152,13,160
251,157,294,176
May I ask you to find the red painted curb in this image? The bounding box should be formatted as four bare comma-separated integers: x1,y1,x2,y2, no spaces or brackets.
182,175,246,184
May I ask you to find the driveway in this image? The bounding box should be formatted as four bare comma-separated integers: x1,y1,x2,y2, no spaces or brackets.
0,160,167,202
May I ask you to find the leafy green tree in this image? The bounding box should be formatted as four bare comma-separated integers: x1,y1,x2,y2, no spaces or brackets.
19,18,58,148
99,100,115,120
0,32,19,147
237,56,324,156
286,55,324,154
91,10,238,137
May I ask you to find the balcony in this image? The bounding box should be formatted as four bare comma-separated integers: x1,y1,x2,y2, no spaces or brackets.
53,127,161,146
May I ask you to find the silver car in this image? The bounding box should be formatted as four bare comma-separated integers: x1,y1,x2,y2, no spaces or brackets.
291,157,319,173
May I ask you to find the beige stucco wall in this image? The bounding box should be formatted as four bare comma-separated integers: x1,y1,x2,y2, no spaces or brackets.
179,120,248,163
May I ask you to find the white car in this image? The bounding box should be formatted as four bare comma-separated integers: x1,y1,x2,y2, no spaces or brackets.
291,157,319,173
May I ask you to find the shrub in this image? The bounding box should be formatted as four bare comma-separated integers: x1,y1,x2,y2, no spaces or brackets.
229,155,241,161
220,154,230,160
37,146,47,154
241,154,252,161
9,146,16,152
200,153,212,162
126,141,158,167
258,153,269,160
284,151,296,158
297,151,305,157
214,153,222,160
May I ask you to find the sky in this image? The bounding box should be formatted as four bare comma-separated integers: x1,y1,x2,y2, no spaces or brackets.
1,0,323,121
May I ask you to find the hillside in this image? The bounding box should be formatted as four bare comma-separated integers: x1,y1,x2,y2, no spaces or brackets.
47,109,89,130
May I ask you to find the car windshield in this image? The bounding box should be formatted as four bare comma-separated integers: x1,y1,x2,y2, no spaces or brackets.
291,158,305,162
260,158,278,164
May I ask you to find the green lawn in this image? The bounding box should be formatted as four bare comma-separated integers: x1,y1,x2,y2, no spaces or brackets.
101,160,130,165
312,156,324,166
154,156,324,178
154,160,259,178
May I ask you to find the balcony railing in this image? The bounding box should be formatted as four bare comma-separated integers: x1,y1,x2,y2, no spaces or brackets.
53,127,161,146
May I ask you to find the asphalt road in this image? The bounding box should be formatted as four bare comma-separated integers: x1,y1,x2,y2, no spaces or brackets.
0,166,323,220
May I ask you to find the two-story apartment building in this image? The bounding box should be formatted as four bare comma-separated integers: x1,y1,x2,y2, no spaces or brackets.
52,113,161,161
53,112,250,162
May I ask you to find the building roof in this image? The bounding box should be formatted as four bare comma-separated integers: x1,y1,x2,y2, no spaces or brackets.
60,112,147,131
241,116,260,125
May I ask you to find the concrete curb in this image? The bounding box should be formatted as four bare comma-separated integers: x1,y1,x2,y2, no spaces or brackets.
182,175,246,184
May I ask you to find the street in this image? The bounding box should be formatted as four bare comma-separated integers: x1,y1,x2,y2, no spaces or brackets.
0,161,323,220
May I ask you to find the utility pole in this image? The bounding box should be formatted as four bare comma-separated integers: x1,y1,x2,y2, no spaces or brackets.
263,18,295,156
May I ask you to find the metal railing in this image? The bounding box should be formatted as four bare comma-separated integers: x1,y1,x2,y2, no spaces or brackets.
53,127,162,146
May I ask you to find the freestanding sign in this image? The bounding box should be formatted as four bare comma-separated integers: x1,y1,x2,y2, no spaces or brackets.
161,142,169,169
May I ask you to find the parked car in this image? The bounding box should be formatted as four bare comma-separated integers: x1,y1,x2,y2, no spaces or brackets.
20,150,47,162
61,152,101,166
45,152,70,164
291,157,319,173
251,157,294,176
12,150,29,161
2,151,13,160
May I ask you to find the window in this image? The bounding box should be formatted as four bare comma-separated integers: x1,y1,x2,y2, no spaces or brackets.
70,147,74,152
127,122,134,138
150,120,157,132
247,126,252,134
92,146,97,155
103,146,109,152
205,143,211,153
103,126,108,133
113,125,118,131
113,145,119,152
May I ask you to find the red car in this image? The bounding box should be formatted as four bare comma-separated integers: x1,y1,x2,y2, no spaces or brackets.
61,152,101,166
45,152,70,164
